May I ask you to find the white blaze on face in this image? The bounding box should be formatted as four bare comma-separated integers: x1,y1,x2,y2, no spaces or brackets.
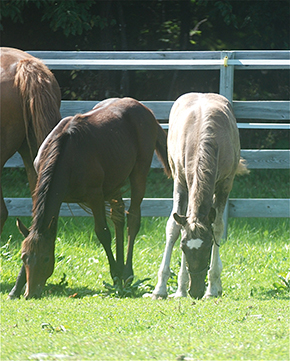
187,238,203,250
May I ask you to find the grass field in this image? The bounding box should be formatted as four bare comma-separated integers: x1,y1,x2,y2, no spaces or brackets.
1,168,289,360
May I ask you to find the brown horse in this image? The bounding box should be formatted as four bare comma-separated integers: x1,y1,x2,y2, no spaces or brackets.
13,98,171,299
151,93,248,299
0,47,61,233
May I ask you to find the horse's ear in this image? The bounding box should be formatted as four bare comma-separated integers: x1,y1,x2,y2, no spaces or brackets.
173,213,187,227
16,218,29,238
208,207,216,225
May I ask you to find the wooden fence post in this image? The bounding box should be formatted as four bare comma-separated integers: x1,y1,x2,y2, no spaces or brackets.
219,51,235,240
219,51,235,101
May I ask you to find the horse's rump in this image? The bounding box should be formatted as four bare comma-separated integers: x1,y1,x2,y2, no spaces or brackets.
0,48,61,234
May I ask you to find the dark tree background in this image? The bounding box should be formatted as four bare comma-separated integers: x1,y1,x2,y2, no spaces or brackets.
1,0,289,51
1,0,289,148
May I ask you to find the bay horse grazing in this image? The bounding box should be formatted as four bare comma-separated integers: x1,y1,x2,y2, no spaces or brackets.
151,93,248,300
0,47,61,233
13,98,171,299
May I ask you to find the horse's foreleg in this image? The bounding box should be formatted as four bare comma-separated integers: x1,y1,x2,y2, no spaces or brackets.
8,264,26,299
204,242,223,298
151,213,181,299
170,251,189,298
204,189,229,298
151,181,187,299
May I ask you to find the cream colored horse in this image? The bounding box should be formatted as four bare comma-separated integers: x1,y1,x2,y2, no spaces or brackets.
151,93,248,299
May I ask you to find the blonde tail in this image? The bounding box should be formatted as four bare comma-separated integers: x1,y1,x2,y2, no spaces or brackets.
236,157,250,175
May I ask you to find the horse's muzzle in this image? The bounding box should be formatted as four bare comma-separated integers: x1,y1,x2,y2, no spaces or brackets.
188,267,208,299
24,284,43,300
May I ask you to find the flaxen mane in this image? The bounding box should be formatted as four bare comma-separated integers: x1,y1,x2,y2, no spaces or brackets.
187,116,219,227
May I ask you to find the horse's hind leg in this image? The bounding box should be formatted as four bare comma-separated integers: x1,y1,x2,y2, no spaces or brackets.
110,196,125,277
124,164,150,282
90,191,118,280
0,186,8,234
18,141,37,195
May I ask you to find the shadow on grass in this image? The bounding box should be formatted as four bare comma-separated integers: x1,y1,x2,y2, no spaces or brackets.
2,277,288,301
0,281,98,299
1,275,154,300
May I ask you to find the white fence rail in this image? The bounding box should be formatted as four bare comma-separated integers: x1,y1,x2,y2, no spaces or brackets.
4,50,290,222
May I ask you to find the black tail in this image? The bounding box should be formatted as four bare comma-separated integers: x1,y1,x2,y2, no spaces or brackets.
155,124,171,177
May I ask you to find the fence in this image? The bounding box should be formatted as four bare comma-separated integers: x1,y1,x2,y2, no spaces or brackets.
4,51,290,229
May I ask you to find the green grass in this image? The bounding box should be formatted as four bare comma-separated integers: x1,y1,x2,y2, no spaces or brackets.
1,216,289,360
1,296,288,360
1,167,289,360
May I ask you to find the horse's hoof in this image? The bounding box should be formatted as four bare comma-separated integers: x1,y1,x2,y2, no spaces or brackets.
203,291,222,299
203,293,214,299
142,292,167,300
7,293,20,300
123,275,134,286
151,293,168,300
168,291,187,298
122,268,134,284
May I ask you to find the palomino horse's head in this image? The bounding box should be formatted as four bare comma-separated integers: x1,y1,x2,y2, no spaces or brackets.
173,208,216,299
17,218,56,299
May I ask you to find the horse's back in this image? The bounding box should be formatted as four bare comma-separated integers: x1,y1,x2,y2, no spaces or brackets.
43,98,159,200
88,97,159,159
168,92,240,180
169,92,237,135
93,97,157,129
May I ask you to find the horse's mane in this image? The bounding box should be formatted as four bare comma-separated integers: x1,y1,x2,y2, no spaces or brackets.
22,125,66,252
31,115,93,233
14,57,61,155
195,122,218,189
31,133,66,233
187,113,219,227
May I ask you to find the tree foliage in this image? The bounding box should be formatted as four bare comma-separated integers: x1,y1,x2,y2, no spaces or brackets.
1,0,289,50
